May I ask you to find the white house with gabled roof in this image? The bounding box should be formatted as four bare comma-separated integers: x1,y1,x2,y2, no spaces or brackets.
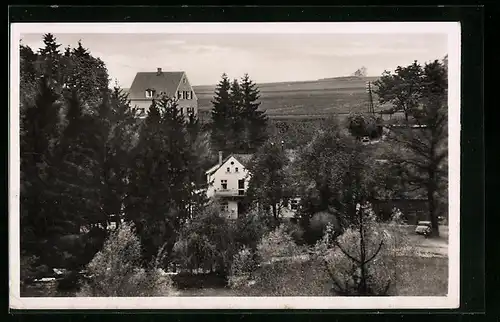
205,150,301,220
205,152,252,219
127,68,198,118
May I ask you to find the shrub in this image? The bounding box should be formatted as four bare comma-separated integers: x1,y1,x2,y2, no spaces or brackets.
315,203,414,296
172,204,236,275
77,222,175,297
282,220,305,245
228,246,259,288
256,224,302,263
301,210,341,246
233,210,269,251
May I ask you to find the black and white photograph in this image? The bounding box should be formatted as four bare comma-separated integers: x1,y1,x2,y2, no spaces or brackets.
9,22,460,310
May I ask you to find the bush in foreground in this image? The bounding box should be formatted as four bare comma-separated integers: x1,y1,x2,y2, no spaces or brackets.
315,203,414,296
78,222,175,297
256,224,303,264
228,246,259,288
172,204,236,275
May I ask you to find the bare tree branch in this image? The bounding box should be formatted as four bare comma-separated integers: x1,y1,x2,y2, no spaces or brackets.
334,240,361,264
364,239,384,264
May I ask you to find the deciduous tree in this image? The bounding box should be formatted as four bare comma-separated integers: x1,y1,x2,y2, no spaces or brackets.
246,141,291,223
385,59,448,237
373,61,423,122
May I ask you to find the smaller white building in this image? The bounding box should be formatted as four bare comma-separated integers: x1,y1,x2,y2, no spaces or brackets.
205,150,301,220
205,152,253,219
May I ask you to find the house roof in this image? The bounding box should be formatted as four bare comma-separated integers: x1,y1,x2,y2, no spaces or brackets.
128,71,185,100
205,150,298,175
205,153,254,175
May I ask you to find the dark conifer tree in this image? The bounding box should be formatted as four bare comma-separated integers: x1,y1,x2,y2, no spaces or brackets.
229,78,244,152
53,90,104,233
37,33,62,83
210,73,232,152
125,98,192,265
240,74,268,152
20,76,63,257
65,40,109,111
20,44,39,107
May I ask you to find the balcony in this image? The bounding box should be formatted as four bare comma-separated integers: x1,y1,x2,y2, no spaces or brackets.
214,188,246,197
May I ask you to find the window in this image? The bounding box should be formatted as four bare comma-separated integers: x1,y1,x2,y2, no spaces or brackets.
184,91,193,100
221,201,229,212
183,78,187,84
290,199,299,211
145,89,155,98
177,91,183,99
238,179,245,196
226,167,230,173
187,107,195,116
235,167,239,172
221,179,227,190
179,107,184,115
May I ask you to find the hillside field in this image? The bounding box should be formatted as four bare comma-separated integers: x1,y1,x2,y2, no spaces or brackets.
193,76,391,121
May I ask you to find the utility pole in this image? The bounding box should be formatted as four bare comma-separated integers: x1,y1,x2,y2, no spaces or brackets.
366,81,375,116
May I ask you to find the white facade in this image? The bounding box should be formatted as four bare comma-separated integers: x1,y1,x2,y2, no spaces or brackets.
206,155,251,219
205,152,301,220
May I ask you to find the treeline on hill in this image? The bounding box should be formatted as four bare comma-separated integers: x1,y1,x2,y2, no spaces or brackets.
19,34,448,296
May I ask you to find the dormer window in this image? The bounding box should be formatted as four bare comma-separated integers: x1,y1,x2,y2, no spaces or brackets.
145,89,155,98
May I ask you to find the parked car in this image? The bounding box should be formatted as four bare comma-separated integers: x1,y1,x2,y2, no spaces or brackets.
415,221,432,237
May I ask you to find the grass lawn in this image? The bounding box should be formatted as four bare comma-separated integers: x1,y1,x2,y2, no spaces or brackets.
232,255,448,297
21,226,450,297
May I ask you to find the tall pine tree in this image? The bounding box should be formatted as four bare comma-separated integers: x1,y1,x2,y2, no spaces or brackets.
20,44,39,108
125,97,192,265
240,74,268,152
52,90,104,233
20,76,64,257
210,73,232,153
37,33,62,83
229,78,244,152
64,40,110,113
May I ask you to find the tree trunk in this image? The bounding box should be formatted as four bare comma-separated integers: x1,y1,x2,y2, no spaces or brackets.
358,207,368,295
427,168,440,237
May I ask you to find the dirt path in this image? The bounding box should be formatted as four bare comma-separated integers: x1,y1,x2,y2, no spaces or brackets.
409,225,449,258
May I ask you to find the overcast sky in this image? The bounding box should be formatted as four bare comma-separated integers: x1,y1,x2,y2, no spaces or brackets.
20,33,448,87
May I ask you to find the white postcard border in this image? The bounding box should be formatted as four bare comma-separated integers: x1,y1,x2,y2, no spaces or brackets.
9,21,461,310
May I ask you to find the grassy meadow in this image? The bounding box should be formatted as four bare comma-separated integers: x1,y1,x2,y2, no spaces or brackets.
193,76,391,122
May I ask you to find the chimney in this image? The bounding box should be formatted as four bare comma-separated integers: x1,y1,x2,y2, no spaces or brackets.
156,67,162,75
218,151,223,165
